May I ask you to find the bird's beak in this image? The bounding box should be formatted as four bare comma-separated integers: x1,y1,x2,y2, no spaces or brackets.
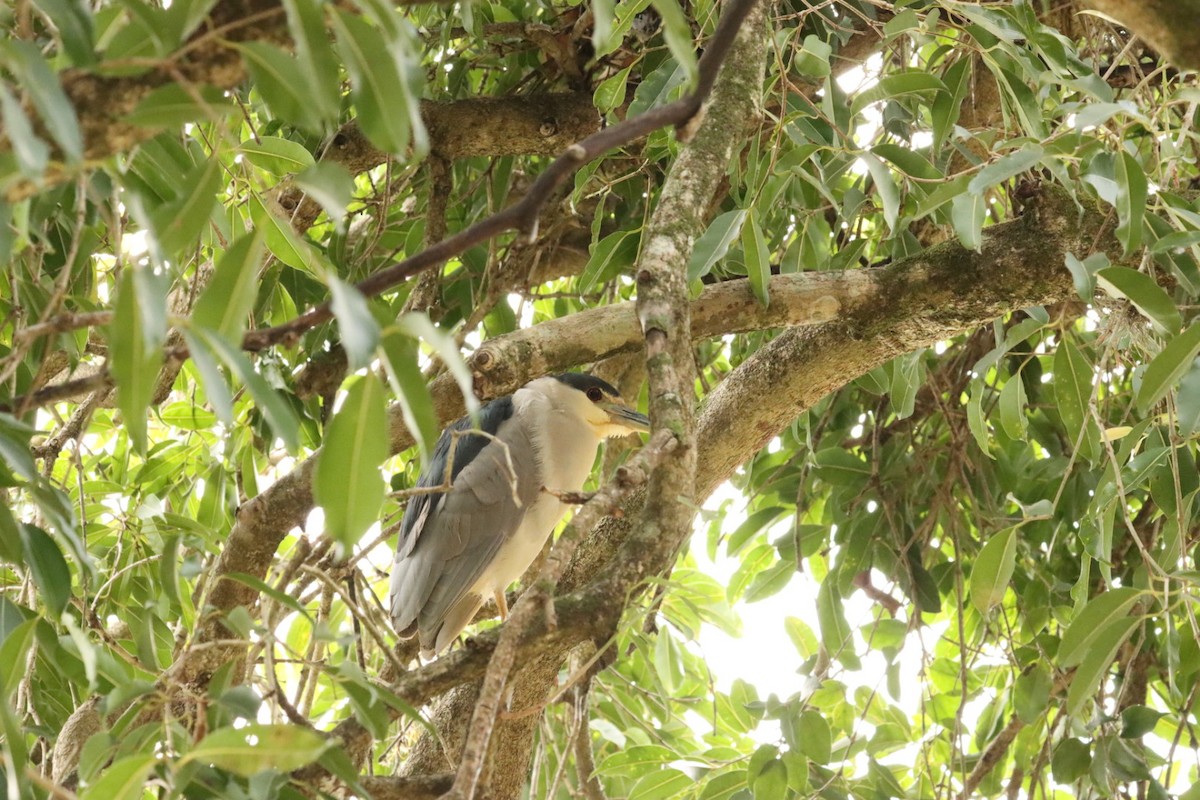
602,402,650,433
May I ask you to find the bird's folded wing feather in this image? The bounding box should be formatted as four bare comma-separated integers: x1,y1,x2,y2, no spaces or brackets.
390,414,542,637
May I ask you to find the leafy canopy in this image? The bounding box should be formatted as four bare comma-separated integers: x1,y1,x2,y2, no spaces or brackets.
2,1,1200,799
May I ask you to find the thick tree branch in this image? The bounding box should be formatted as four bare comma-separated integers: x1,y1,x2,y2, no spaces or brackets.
274,92,601,231
174,0,762,689
359,775,454,800
292,187,1123,792
1082,1,1200,70
439,4,763,795
3,270,848,413
178,184,1119,682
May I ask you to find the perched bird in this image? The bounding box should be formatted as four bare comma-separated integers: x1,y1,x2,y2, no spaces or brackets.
389,373,651,657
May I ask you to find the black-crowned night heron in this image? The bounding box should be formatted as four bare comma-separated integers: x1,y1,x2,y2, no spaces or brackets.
389,373,650,657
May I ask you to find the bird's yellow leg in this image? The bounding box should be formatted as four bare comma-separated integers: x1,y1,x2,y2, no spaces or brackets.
494,590,509,620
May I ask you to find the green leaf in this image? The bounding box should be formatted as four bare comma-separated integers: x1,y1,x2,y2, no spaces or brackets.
688,209,746,281
967,144,1044,195
378,331,438,462
237,42,326,133
159,402,217,431
888,350,922,419
812,448,870,487
1058,588,1143,668
31,0,96,67
108,267,168,454
1066,615,1142,716
653,630,683,693
817,578,859,669
699,771,748,800
199,330,301,451
591,0,615,53
966,386,992,457
596,744,674,777
1052,738,1091,784
224,573,313,621
628,767,691,799
742,210,770,307
752,758,789,800
1054,337,1097,459
580,228,639,292
1176,359,1200,437
182,330,234,425
793,34,831,77
594,64,632,113
651,0,698,87
328,278,380,371
970,526,1017,613
315,374,389,553
1064,252,1108,300
784,616,818,658
0,505,21,564
1137,320,1200,412
0,83,49,178
281,0,341,127
192,230,266,343
248,194,324,274
872,143,941,181
726,507,787,556
1114,150,1148,255
295,162,355,225
333,10,412,155
932,57,970,148
793,709,831,764
395,313,478,418
950,192,986,252
859,151,900,235
0,40,83,162
1150,230,1200,254
239,137,316,176
883,8,920,38
850,72,947,117
743,559,793,603
1120,705,1165,739
0,687,29,796
1095,266,1180,334
1014,663,1052,724
0,618,37,698
123,84,234,129
998,375,1027,440
150,155,222,256
20,524,71,618
0,414,37,481
182,723,329,776
79,754,156,800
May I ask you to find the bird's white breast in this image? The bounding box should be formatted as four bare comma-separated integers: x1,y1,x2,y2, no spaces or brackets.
468,390,602,597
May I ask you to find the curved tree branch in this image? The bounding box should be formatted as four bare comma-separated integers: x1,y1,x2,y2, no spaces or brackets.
1081,0,1200,70
296,188,1126,795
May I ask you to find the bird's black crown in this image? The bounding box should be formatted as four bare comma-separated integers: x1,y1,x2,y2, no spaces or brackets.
552,373,622,398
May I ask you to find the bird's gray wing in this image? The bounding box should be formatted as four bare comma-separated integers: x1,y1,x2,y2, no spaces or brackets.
393,396,514,562
389,412,542,646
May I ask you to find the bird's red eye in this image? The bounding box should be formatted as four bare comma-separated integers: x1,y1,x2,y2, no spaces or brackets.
586,387,603,402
